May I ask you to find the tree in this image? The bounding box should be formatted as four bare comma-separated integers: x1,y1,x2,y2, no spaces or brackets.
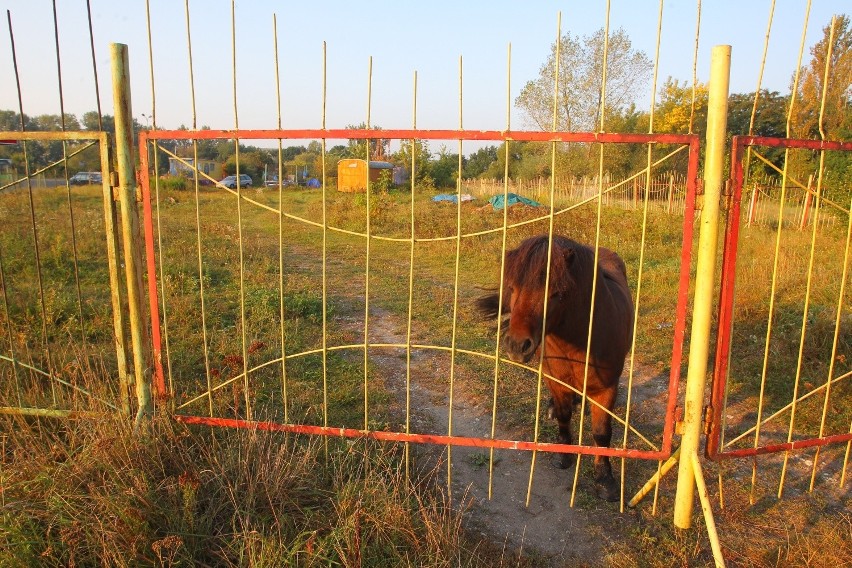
516,27,652,132
428,145,459,189
394,139,432,188
790,14,852,140
344,123,389,159
789,14,852,199
465,145,498,178
654,77,709,134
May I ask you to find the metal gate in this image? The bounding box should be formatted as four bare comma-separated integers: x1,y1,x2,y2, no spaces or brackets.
708,135,852,479
0,130,130,418
139,127,700,471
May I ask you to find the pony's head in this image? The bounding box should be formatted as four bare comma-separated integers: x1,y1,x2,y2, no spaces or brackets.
477,235,582,364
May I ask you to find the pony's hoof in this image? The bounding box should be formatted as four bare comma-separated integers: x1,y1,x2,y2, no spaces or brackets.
595,478,619,502
551,452,576,470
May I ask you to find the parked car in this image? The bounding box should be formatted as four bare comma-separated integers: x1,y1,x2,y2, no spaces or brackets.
220,174,253,188
69,171,103,185
264,175,295,188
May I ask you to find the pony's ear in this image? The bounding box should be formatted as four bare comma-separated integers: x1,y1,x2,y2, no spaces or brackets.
562,247,576,267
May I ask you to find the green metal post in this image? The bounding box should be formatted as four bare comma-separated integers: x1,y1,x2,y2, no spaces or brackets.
111,43,152,424
673,44,731,529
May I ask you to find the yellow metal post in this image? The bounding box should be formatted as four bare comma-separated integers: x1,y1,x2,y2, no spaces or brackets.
111,43,153,424
674,44,730,529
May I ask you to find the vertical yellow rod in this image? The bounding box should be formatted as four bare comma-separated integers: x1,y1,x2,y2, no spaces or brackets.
404,69,418,478
673,44,730,529
751,0,809,502
272,13,289,423
622,0,664,512
229,0,251,421
526,11,560,508
571,0,611,507
446,54,464,497
363,56,373,432
487,42,511,500
807,15,838,491
321,42,329,439
689,0,701,134
111,42,153,424
150,1,173,403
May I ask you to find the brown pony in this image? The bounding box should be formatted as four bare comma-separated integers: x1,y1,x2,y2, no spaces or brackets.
477,234,633,501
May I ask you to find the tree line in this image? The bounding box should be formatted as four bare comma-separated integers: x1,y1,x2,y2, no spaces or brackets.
2,15,848,197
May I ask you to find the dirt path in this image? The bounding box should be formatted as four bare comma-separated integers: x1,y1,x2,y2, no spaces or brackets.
342,306,675,564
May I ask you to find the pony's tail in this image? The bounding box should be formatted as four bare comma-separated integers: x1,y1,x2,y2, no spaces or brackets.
475,290,502,320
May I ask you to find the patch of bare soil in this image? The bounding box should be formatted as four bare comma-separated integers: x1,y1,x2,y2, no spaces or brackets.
343,306,677,565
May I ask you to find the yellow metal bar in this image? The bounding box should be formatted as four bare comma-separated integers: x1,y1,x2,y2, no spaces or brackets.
0,407,108,419
781,18,835,496
689,0,702,134
321,42,329,436
404,69,418,478
51,0,88,354
0,247,22,407
526,11,561,508
111,43,153,424
818,194,852,490
622,0,664,512
0,130,103,141
750,0,810,502
446,54,464,497
364,55,373,432
674,44,730,529
749,150,847,215
273,13,289,423
177,1,213,417
571,0,611,508
488,42,511,501
628,446,680,508
230,0,251,421
691,452,727,568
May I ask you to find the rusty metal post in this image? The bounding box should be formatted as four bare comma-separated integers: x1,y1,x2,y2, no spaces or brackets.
674,45,730,530
111,43,153,424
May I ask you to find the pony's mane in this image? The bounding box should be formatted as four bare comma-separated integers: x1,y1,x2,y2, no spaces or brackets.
505,235,593,294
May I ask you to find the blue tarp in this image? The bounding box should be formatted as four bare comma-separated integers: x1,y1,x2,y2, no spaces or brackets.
306,178,321,188
488,192,543,210
432,193,473,203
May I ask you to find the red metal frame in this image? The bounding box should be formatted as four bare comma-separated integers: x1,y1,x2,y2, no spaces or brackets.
139,128,700,461
707,135,852,460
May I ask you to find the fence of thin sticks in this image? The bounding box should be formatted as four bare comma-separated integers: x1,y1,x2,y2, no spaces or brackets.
463,172,689,215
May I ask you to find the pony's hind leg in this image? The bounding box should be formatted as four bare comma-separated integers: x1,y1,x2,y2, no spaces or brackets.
589,388,619,502
548,389,576,470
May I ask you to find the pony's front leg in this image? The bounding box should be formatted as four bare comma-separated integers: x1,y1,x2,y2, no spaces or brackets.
589,388,619,502
547,390,576,470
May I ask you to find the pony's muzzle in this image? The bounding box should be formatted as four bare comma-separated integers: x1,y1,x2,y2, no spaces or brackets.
504,334,540,364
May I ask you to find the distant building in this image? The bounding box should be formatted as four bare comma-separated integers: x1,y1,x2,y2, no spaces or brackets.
337,159,395,192
168,157,221,181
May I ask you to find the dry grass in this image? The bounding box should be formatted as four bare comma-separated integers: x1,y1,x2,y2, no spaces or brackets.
0,407,516,567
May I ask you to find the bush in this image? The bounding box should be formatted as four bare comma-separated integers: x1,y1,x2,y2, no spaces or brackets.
158,175,191,191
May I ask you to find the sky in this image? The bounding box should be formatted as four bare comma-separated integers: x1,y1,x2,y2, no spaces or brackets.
0,0,848,153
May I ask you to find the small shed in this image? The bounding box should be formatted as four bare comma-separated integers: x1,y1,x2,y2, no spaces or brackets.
169,157,222,180
337,159,395,192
